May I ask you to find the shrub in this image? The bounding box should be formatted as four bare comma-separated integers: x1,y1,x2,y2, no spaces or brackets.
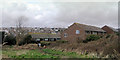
116,32,120,36
4,35,16,45
106,34,111,38
29,39,37,44
84,35,101,43
1,31,5,43
56,40,68,43
87,35,101,41
83,40,88,43
41,41,51,46
24,34,32,44
18,34,32,46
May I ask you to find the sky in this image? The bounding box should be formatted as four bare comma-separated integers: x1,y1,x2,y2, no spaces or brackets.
0,0,119,28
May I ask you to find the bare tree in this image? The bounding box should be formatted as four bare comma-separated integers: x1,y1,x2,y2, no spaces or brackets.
15,16,28,45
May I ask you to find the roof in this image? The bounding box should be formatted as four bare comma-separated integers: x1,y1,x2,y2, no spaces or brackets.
31,33,61,38
74,23,106,32
105,25,118,32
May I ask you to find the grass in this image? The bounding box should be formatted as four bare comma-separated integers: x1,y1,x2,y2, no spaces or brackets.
2,46,95,58
2,49,58,58
42,49,90,58
10,50,58,58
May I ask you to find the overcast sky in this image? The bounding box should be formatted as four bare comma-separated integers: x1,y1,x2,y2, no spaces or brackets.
0,0,119,28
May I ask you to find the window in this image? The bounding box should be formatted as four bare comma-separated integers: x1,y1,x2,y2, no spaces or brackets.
76,30,80,34
36,39,40,41
64,33,67,37
45,38,48,41
51,38,54,41
85,31,90,35
93,32,97,34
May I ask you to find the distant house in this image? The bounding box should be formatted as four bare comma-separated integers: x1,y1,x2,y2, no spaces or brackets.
30,33,61,41
61,23,106,43
102,25,118,34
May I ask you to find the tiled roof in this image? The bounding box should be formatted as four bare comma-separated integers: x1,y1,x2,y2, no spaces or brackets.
74,23,106,32
106,26,118,32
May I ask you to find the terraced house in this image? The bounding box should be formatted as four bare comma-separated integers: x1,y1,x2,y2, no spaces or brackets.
61,23,106,42
30,33,61,41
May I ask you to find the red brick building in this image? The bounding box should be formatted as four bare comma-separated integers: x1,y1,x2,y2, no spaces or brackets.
61,23,106,43
102,25,118,34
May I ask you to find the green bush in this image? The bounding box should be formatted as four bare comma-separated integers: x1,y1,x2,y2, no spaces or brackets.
18,34,32,46
56,40,68,43
4,35,16,45
41,41,51,46
116,32,120,36
106,34,111,38
83,35,101,43
1,31,5,43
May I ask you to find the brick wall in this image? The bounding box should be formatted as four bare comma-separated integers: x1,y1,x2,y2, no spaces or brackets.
102,26,114,34
61,23,86,43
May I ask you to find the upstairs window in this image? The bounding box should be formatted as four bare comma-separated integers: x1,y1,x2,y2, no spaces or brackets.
76,30,80,34
64,33,68,37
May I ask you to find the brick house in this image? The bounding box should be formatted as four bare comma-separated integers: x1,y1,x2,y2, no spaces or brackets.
102,25,118,34
61,23,106,43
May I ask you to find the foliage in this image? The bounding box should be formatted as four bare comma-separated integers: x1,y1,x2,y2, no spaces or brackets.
106,34,111,38
83,35,101,43
40,41,51,47
1,31,5,43
10,50,58,58
56,40,68,43
18,34,32,46
29,39,37,44
116,32,120,36
2,46,91,58
24,34,32,44
4,35,16,45
42,49,87,58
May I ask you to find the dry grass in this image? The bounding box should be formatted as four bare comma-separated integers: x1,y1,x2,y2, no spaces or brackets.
48,34,119,57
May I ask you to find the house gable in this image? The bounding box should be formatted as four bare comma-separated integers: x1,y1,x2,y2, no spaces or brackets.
102,25,117,34
61,23,106,43
61,23,86,42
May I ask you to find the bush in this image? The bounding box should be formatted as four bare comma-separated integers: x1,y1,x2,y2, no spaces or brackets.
4,35,16,45
1,31,5,43
29,39,37,44
18,34,32,46
83,40,88,43
116,32,120,36
106,34,111,38
83,35,101,43
41,41,51,46
86,35,101,41
56,40,68,43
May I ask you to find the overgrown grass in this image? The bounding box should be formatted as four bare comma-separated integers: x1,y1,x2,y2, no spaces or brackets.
42,49,90,58
2,49,58,58
11,50,58,58
2,46,94,58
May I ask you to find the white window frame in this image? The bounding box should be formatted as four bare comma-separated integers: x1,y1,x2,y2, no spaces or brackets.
93,32,97,34
36,39,40,41
76,30,80,34
45,38,48,41
64,33,68,37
